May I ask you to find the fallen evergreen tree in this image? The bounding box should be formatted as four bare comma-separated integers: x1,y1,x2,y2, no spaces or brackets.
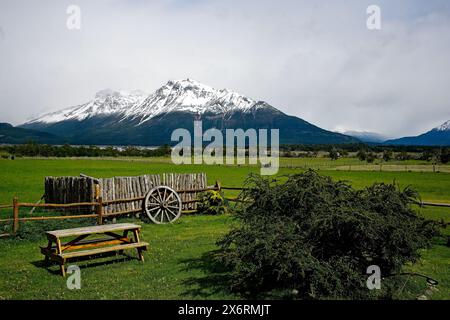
217,170,440,299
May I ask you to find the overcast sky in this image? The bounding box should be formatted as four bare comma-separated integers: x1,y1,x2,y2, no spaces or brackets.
1,0,450,138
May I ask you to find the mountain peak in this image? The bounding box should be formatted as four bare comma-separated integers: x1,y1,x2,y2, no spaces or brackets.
168,78,212,89
385,119,450,146
123,79,259,124
164,78,246,98
95,88,120,99
27,88,147,124
94,89,146,99
434,120,450,132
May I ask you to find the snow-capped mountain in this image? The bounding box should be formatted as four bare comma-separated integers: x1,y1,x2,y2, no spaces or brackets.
20,79,358,146
27,79,263,125
385,120,450,146
27,89,147,124
434,120,450,132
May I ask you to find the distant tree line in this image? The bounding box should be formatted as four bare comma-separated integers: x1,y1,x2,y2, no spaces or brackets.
280,144,450,164
1,142,449,164
353,147,449,164
281,144,449,164
0,143,171,158
280,143,450,154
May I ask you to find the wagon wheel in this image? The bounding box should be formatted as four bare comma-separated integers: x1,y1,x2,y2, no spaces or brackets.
144,186,182,224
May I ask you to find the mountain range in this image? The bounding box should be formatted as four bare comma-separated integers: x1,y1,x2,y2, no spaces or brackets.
19,79,358,146
384,120,450,146
1,79,448,146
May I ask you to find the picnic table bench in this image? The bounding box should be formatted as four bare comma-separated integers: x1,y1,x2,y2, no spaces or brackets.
40,223,148,276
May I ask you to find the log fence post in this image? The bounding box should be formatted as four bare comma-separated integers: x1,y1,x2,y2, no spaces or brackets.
215,180,221,191
96,196,104,225
12,197,19,235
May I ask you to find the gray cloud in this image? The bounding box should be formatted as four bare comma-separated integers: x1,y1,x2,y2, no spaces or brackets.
0,0,449,137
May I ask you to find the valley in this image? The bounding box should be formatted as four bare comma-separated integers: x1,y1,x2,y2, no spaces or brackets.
0,157,449,299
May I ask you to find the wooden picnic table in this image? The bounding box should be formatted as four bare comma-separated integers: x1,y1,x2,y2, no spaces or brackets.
40,223,148,276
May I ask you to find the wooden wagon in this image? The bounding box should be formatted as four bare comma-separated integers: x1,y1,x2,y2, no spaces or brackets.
44,173,218,224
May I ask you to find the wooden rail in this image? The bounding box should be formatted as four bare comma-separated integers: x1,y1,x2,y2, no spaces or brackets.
5,214,98,222
221,186,248,191
103,208,142,217
0,196,204,235
177,186,219,193
418,201,450,208
18,202,98,208
103,196,144,205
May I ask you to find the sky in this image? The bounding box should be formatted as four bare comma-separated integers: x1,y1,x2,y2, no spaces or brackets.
0,0,450,138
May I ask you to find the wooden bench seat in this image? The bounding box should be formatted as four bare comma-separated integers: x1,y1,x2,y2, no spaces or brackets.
60,242,149,259
41,223,148,276
41,241,149,259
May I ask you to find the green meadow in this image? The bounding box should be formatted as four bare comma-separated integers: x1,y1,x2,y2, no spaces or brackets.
0,158,449,299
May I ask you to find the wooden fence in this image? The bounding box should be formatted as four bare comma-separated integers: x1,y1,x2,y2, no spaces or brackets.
45,173,208,212
99,173,207,213
44,176,95,211
0,182,221,236
0,172,218,236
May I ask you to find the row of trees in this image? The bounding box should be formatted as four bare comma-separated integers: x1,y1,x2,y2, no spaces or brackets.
1,142,449,164
0,143,171,158
1,143,271,158
280,143,448,153
327,147,450,164
355,148,450,164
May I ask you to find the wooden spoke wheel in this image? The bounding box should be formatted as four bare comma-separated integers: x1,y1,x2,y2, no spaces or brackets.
144,186,182,224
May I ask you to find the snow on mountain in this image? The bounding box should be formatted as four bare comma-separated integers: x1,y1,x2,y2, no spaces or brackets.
26,89,147,124
25,79,261,126
385,119,450,146
434,120,450,132
20,79,360,146
124,79,258,125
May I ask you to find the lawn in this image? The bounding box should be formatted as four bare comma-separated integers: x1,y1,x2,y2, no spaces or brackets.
1,158,449,204
0,158,449,299
0,215,236,299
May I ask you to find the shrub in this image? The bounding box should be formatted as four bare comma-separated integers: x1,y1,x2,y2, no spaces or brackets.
366,152,377,163
419,149,439,162
383,150,393,162
217,170,440,299
440,148,450,164
357,149,367,161
197,190,227,215
328,147,340,160
396,151,413,161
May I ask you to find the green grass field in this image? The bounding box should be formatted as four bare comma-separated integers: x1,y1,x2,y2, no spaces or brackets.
0,215,235,299
0,158,449,299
